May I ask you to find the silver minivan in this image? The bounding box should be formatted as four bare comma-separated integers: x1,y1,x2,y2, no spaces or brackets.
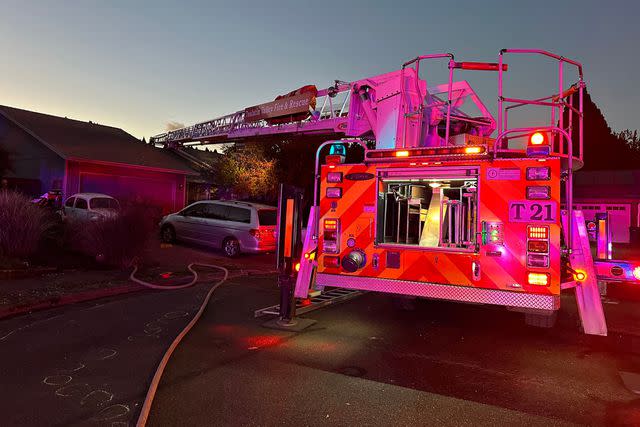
159,200,277,257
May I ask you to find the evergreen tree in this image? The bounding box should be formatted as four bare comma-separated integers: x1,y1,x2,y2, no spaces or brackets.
566,90,640,170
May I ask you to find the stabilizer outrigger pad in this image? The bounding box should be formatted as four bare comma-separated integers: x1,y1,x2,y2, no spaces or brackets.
262,317,317,332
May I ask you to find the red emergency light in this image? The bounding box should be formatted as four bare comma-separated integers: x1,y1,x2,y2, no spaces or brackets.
451,61,509,72
526,132,551,157
530,132,546,145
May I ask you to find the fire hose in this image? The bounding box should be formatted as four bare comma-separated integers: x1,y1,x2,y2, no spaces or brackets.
130,263,229,426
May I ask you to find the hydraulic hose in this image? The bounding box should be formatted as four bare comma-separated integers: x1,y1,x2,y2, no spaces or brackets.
134,263,229,426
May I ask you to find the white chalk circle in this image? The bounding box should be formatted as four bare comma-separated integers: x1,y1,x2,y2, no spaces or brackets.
43,375,72,386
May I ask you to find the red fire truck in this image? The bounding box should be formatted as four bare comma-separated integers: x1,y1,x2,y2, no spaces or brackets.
152,49,640,336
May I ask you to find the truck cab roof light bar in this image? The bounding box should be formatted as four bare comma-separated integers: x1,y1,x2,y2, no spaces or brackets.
366,145,487,160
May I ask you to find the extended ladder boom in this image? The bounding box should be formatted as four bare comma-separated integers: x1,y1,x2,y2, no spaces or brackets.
151,61,496,148
151,83,352,146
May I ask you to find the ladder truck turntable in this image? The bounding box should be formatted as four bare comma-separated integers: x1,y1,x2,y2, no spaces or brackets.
152,49,640,336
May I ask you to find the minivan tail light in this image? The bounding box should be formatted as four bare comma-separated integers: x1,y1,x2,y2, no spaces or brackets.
249,229,262,240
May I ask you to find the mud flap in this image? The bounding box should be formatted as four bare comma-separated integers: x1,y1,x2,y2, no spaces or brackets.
294,205,318,298
562,210,607,336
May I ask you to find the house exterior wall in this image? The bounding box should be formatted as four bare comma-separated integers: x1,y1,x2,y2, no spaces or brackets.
65,160,187,214
0,115,65,195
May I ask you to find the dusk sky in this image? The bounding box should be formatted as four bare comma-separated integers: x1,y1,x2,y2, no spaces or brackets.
1,0,638,139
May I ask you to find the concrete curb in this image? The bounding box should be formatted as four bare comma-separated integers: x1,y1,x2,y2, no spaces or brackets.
0,269,278,321
0,267,58,280
0,283,146,321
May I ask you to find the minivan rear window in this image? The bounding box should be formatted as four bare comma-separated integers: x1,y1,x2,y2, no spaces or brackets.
258,209,277,226
226,206,251,223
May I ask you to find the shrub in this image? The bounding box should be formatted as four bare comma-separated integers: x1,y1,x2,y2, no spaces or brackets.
80,201,159,268
0,190,55,260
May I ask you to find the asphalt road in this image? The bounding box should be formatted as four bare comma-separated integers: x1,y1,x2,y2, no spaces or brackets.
2,255,640,426
144,276,640,427
0,272,229,426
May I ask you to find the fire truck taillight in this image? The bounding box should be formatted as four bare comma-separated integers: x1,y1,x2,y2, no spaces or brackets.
526,167,551,181
528,272,550,286
526,186,550,200
527,226,549,240
326,187,342,198
323,256,340,268
324,219,338,231
527,240,549,253
527,225,550,268
323,219,340,254
327,172,343,183
527,254,549,268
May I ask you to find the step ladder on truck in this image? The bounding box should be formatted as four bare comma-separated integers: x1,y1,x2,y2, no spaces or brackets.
152,49,640,335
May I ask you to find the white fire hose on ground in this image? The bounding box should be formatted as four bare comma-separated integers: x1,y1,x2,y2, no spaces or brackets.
130,263,229,426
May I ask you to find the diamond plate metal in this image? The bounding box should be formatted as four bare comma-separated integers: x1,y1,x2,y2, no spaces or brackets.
316,273,560,310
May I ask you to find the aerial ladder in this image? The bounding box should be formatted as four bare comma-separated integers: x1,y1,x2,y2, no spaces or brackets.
152,49,640,336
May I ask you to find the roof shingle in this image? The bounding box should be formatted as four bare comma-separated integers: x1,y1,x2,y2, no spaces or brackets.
0,105,195,174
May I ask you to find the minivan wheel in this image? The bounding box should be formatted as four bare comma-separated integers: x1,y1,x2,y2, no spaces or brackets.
223,238,240,257
161,225,176,243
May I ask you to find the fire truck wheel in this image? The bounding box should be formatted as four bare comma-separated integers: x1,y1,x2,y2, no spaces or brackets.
161,225,176,243
524,311,557,329
223,238,240,258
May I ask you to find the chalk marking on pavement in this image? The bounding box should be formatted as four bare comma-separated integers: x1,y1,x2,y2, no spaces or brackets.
62,362,86,373
0,314,63,342
94,348,118,360
80,389,114,407
55,383,91,397
43,375,72,386
93,404,130,421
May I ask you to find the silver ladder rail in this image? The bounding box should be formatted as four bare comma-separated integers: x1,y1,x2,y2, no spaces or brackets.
254,288,364,318
151,84,352,146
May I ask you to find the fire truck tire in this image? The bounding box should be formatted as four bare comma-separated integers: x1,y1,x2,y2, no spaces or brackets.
222,237,240,257
160,225,176,243
524,311,557,328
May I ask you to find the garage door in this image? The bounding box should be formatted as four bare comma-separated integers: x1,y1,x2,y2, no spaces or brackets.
79,173,177,212
574,203,631,243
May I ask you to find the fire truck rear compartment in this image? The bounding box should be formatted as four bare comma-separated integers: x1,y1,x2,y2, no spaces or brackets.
378,176,478,249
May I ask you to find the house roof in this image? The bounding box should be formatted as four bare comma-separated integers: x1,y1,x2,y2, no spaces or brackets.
0,105,196,174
